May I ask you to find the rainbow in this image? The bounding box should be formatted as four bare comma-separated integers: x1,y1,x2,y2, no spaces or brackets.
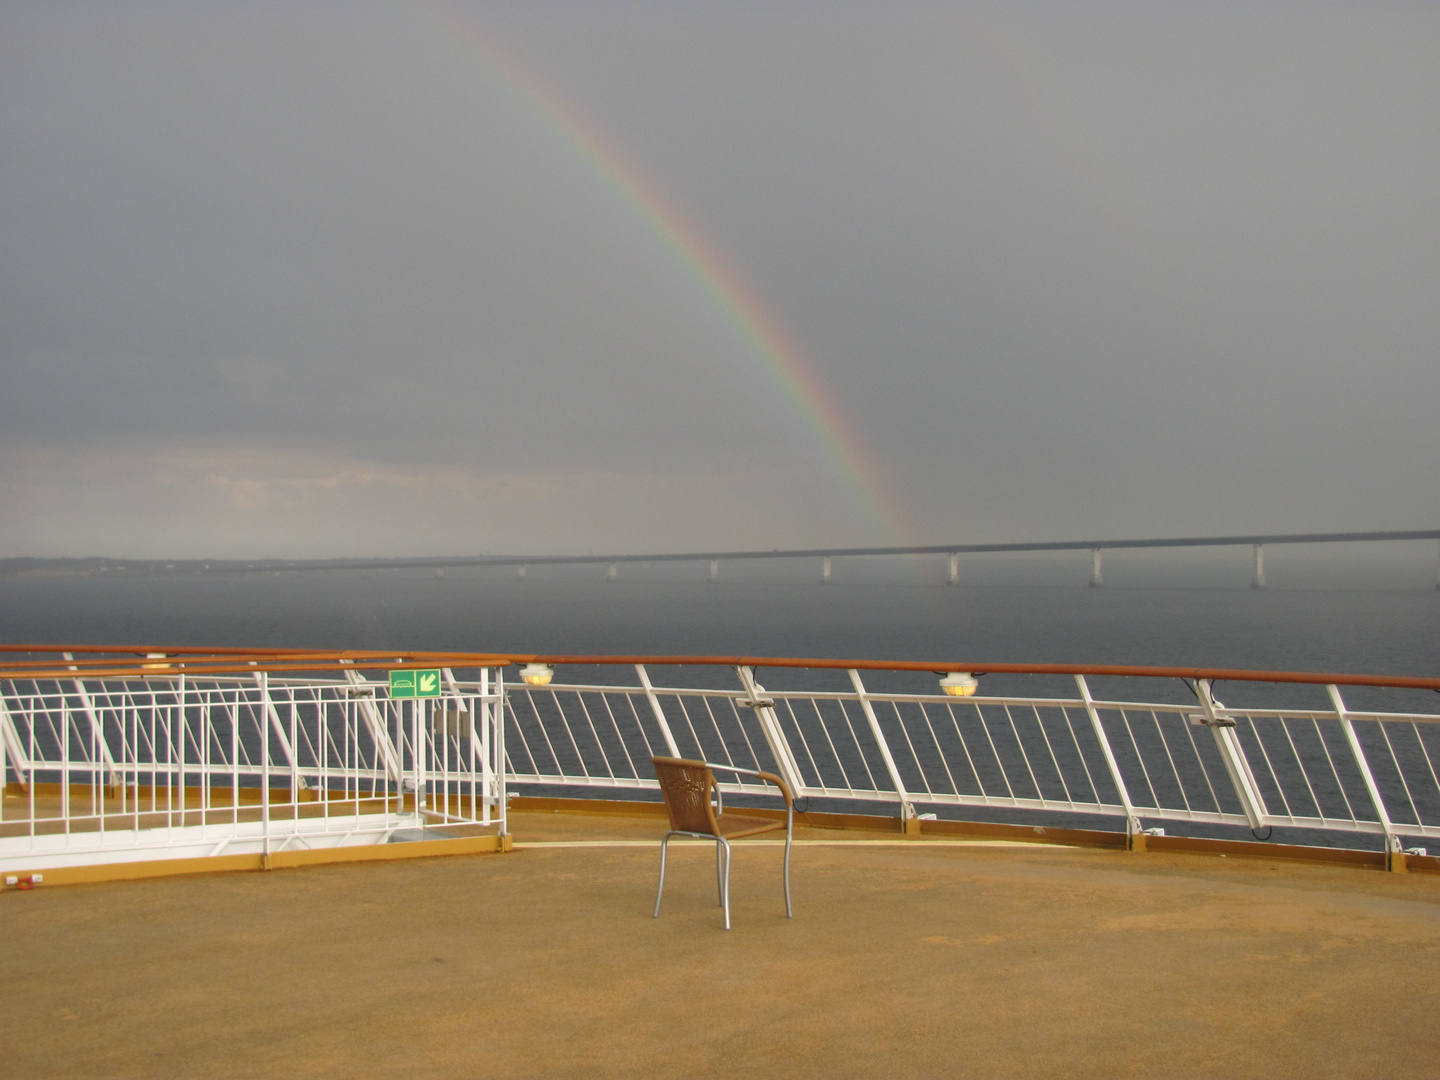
417,4,914,546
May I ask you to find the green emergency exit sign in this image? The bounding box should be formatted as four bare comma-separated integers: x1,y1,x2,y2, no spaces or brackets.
389,669,441,698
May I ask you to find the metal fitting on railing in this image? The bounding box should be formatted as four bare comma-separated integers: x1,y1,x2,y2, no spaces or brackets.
1187,712,1236,728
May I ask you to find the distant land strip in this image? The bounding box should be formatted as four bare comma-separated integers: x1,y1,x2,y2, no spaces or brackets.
4,529,1438,576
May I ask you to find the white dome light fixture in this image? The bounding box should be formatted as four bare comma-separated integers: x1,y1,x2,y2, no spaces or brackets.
939,672,979,697
519,662,554,687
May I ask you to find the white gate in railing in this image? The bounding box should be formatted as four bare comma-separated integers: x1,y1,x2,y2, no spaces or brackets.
503,665,1440,853
0,668,506,871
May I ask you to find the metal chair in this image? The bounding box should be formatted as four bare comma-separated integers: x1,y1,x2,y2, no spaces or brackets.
651,756,794,930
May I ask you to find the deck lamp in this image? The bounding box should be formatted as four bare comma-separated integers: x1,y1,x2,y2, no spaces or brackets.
519,663,554,687
142,652,173,676
939,672,978,697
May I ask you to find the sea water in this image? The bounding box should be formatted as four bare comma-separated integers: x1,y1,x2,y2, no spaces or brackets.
1,564,1435,710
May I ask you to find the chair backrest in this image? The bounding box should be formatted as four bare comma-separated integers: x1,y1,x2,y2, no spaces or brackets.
652,757,719,836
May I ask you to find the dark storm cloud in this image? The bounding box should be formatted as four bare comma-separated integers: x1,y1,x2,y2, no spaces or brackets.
1,1,1436,556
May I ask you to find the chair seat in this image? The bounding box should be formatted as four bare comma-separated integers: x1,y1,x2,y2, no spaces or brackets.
716,814,784,840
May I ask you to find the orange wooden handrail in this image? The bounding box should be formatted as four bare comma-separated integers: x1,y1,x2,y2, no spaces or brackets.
0,645,1435,691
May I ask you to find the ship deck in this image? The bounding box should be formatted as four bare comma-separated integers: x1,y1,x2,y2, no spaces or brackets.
3,807,1439,1079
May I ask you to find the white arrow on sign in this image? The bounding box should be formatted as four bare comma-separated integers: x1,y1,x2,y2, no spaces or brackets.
419,672,438,694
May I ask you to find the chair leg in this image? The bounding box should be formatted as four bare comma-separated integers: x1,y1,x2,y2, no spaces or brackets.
654,832,672,918
715,838,724,907
783,821,793,919
719,837,731,930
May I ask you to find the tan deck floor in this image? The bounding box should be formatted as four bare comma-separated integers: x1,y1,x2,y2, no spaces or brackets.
3,808,1439,1078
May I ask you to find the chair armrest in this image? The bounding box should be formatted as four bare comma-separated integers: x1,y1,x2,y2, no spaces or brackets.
703,762,794,807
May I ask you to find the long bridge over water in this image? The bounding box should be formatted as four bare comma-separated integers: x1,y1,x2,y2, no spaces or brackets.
439,528,1440,588
20,528,1438,588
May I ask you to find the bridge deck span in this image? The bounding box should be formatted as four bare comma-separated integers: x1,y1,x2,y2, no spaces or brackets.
204,528,1440,573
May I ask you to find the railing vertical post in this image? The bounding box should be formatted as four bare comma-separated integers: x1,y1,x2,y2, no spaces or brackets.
230,686,240,820
1194,680,1268,831
1075,675,1142,848
636,665,681,758
288,696,300,810
494,666,508,841
1327,685,1404,870
736,666,807,800
199,684,209,829
260,671,271,868
847,669,918,826
412,698,425,826
475,667,491,825
175,671,185,832
61,678,72,834
390,691,402,819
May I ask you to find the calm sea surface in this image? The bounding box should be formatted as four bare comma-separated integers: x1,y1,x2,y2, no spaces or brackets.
2,567,1436,711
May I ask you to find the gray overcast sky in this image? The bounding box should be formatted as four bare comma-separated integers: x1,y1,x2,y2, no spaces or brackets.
1,1,1436,558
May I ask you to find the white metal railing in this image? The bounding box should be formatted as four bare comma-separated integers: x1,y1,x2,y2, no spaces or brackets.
0,667,506,871
4,656,1439,872
503,665,1440,854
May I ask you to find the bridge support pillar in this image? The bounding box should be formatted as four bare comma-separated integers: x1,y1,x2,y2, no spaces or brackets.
822,556,832,585
708,559,719,583
607,562,618,582
1251,544,1266,589
1089,548,1103,588
947,553,959,586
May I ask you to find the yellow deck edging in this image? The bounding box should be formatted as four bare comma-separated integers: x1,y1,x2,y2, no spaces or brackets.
517,839,1048,849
